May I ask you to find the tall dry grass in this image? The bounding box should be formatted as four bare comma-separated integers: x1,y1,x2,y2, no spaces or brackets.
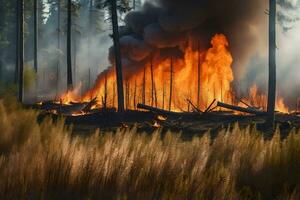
0,97,300,199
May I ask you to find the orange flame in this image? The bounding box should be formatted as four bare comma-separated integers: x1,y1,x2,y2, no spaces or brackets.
239,85,289,113
59,34,289,114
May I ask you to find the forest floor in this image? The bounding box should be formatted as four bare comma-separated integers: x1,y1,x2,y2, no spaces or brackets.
36,109,300,139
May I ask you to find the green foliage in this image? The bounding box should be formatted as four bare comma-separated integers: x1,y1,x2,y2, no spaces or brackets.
0,102,300,199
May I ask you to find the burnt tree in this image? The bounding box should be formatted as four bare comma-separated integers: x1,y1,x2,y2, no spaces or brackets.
15,0,20,84
133,79,137,109
142,67,146,104
169,57,173,111
18,0,24,102
67,0,73,90
110,0,125,112
266,0,276,128
55,0,61,99
150,60,157,107
197,42,201,109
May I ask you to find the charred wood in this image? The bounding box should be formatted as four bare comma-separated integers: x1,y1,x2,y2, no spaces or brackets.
217,101,266,115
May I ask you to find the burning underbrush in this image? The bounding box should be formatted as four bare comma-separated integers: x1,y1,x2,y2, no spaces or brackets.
51,34,290,116
2,98,300,199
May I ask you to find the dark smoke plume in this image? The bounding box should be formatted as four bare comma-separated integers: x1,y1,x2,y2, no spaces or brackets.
107,0,269,86
103,0,300,104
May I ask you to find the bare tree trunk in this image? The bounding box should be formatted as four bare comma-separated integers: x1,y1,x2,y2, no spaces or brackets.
125,81,128,109
73,29,77,86
103,73,108,109
142,67,146,104
133,79,137,109
55,0,61,99
266,0,276,128
197,42,201,109
110,0,124,112
113,82,116,108
34,0,38,73
88,0,92,74
67,0,73,90
18,0,24,102
15,0,20,85
150,61,154,106
169,58,173,111
162,81,165,110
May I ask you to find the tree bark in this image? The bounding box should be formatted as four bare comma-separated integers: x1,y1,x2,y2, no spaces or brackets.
197,41,201,109
15,0,20,85
103,73,108,108
55,0,61,99
169,57,173,111
142,67,146,104
133,79,137,109
150,61,154,106
67,0,73,90
18,0,24,102
34,0,38,73
110,0,125,112
162,80,165,110
217,101,265,115
266,0,276,128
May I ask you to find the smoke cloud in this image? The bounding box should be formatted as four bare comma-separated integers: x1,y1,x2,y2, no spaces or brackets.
106,0,270,91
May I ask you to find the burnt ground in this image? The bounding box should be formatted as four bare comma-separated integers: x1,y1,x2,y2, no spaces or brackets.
35,108,300,140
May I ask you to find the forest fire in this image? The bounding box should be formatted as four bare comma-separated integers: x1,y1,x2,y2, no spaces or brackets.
58,34,289,115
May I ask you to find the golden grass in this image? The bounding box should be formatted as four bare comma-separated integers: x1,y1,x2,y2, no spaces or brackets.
0,97,300,199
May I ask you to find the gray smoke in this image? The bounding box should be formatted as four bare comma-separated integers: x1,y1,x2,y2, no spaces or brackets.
107,0,270,89
277,0,300,31
103,0,300,108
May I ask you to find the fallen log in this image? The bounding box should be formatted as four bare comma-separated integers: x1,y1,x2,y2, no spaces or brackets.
217,101,266,115
137,103,180,116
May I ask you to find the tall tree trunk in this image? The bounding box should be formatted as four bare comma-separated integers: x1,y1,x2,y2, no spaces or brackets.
110,0,124,112
34,0,38,73
197,42,201,109
18,0,24,102
133,79,137,109
103,73,108,109
266,0,276,128
67,0,73,90
150,61,154,106
169,58,173,111
150,60,157,107
88,0,92,74
15,0,20,84
162,80,165,110
73,30,77,86
142,67,146,104
55,0,61,99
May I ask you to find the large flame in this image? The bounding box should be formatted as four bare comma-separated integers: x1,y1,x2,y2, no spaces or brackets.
60,34,289,113
238,85,289,113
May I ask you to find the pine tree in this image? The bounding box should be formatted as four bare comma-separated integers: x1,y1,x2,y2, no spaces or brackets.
34,0,38,73
266,0,276,129
18,0,24,102
67,0,73,90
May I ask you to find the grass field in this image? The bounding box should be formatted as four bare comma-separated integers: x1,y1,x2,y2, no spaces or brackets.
0,97,300,200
